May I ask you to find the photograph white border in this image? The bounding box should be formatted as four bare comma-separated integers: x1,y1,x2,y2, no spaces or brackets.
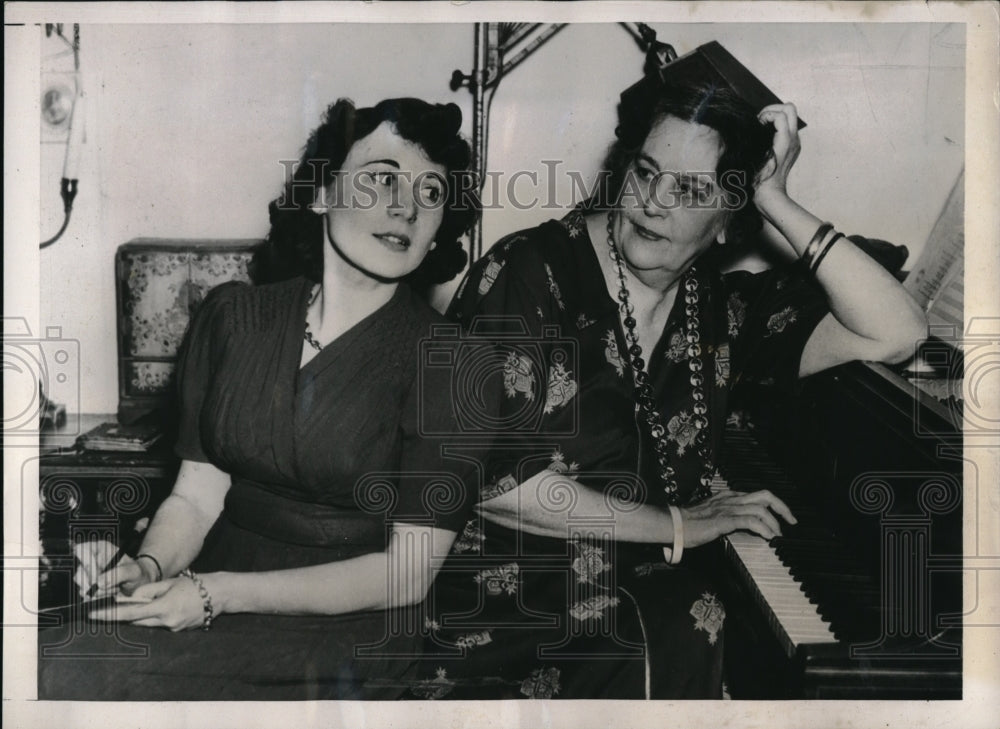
5,2,998,728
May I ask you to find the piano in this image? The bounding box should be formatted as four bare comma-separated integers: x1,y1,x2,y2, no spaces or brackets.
716,168,966,699
717,352,964,699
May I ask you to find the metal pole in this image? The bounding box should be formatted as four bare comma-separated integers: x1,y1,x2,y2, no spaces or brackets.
469,23,490,262
496,24,567,83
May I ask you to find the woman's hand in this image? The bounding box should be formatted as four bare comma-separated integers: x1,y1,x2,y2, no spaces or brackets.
87,574,211,632
73,540,156,598
679,489,796,548
754,103,801,208
73,539,119,598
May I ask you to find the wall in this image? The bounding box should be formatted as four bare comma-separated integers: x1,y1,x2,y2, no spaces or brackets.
478,22,965,258
39,23,474,413
37,22,965,414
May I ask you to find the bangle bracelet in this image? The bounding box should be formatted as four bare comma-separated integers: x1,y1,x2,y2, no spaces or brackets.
810,232,844,274
180,568,214,631
802,222,833,269
136,553,163,582
662,505,685,565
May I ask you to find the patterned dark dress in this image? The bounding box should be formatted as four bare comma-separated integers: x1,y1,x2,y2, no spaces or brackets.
407,208,831,699
39,277,482,701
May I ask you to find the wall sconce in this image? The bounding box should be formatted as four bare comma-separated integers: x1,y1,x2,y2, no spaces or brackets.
41,23,82,250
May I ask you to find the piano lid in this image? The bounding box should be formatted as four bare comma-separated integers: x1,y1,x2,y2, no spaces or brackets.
866,360,960,433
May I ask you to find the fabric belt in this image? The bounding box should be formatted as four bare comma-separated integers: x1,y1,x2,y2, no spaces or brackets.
224,477,387,550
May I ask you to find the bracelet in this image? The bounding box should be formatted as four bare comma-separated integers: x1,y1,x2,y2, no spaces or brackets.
810,232,844,274
661,505,685,565
179,568,214,631
135,553,163,582
801,222,833,270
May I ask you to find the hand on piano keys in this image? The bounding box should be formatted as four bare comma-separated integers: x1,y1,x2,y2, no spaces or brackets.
710,453,837,660
677,476,797,548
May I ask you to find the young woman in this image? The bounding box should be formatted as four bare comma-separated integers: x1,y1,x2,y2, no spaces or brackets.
40,98,484,700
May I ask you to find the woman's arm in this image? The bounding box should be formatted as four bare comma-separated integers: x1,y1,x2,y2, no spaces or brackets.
479,469,794,546
92,459,230,594
91,523,456,631
206,523,454,615
754,104,928,377
479,469,673,542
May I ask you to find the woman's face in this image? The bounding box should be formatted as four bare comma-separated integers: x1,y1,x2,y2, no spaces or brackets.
613,114,730,281
322,121,447,281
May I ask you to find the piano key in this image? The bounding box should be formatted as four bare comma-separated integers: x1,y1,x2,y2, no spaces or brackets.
718,362,963,698
715,449,895,645
723,529,836,657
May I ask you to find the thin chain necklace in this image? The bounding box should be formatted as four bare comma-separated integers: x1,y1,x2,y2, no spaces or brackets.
303,283,323,352
606,211,713,504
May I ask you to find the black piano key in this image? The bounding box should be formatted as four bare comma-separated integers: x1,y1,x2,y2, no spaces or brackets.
720,361,963,698
720,424,918,649
775,551,869,576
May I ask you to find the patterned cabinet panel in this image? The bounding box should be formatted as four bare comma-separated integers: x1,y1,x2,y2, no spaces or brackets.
116,238,261,422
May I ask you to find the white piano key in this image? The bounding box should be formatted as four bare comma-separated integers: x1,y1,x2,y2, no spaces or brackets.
724,529,837,656
715,471,837,648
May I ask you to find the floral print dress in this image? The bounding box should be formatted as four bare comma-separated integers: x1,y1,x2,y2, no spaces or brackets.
409,208,831,699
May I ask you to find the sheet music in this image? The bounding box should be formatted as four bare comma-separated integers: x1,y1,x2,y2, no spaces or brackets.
904,168,965,333
896,168,965,404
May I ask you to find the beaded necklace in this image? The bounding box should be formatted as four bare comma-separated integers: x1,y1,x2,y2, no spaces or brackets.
605,211,714,504
303,283,323,352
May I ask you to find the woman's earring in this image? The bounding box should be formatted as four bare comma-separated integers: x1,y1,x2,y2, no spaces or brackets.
310,186,330,215
429,241,437,251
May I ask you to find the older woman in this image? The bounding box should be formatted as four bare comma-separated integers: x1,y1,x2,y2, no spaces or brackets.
39,97,484,700
411,64,926,699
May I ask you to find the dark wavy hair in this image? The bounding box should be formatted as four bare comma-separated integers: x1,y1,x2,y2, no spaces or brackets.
250,98,479,293
594,79,774,248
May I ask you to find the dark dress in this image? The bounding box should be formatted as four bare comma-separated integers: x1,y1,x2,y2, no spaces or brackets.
39,277,482,700
406,208,831,699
